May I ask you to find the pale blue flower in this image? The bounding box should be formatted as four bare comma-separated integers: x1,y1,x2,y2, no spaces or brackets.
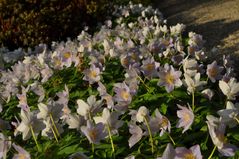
83,64,101,84
175,145,202,159
206,61,223,83
81,121,107,144
176,105,194,133
128,123,143,148
12,143,31,159
158,64,182,92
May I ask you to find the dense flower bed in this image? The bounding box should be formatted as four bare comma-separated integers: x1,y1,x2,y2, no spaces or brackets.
0,2,239,159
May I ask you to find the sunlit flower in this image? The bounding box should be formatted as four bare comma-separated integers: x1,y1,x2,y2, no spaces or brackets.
77,95,103,119
113,82,132,111
219,78,239,100
81,121,107,144
140,57,160,79
206,115,238,157
175,145,202,159
94,108,123,135
176,105,194,133
206,61,223,83
16,86,30,111
183,73,206,94
183,58,201,77
158,64,182,92
12,143,31,159
136,106,149,123
170,23,185,35
83,64,101,84
66,113,84,131
217,101,239,128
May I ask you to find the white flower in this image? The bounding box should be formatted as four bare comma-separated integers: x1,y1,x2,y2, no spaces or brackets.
183,73,206,94
0,133,11,159
94,108,123,134
136,106,149,123
77,95,102,119
66,113,84,131
12,143,31,159
219,78,239,100
17,109,44,140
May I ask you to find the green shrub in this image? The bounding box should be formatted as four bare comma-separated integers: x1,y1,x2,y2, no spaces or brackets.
0,0,153,50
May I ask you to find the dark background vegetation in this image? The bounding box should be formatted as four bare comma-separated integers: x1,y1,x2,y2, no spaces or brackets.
0,0,153,50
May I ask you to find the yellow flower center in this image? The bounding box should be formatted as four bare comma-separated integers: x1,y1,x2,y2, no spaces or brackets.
209,68,218,77
89,129,97,141
165,73,175,85
121,91,130,101
161,117,169,128
18,154,27,159
63,52,71,59
184,153,196,159
89,70,97,78
218,133,226,143
146,64,154,71
183,113,191,123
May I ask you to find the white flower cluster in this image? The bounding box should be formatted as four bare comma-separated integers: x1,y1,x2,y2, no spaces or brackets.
0,2,238,159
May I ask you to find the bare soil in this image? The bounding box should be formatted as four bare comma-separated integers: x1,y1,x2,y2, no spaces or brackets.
155,0,239,61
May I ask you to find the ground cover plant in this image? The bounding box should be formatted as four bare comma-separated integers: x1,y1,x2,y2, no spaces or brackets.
0,2,239,159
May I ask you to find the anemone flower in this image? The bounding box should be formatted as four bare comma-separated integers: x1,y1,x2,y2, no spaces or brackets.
81,121,107,144
17,109,44,140
175,145,202,159
219,77,239,100
83,64,101,84
157,143,175,159
158,64,182,92
206,115,238,157
128,123,143,148
77,95,103,120
206,61,223,83
12,143,31,159
93,108,123,135
176,105,194,133
183,73,206,94
0,133,11,159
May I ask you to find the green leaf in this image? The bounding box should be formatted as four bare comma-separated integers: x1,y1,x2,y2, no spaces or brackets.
160,103,168,115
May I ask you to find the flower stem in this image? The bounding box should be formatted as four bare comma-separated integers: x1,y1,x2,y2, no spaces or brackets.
50,114,60,137
165,131,176,146
208,145,217,159
138,75,150,92
30,125,40,152
192,91,195,111
50,125,59,143
106,124,115,154
92,143,95,154
144,117,154,154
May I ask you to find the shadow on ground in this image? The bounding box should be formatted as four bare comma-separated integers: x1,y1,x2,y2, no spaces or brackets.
154,0,239,71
